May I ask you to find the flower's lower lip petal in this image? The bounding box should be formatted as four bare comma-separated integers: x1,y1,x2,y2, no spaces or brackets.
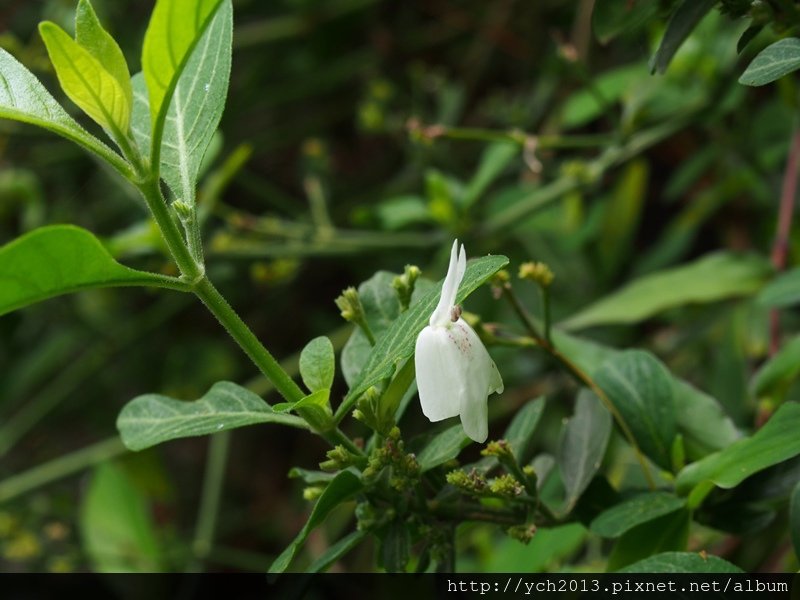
457,318,504,395
459,378,489,443
415,326,461,421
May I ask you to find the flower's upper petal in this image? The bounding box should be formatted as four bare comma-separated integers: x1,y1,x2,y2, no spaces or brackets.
414,325,462,421
430,240,466,327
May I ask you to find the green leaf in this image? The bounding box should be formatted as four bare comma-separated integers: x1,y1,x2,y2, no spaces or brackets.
561,64,641,129
141,0,225,156
757,266,800,308
39,21,130,135
340,271,434,387
117,381,308,451
650,0,717,74
503,397,546,464
343,253,508,407
751,336,800,398
0,225,187,317
676,403,800,494
269,470,363,573
592,0,659,44
561,252,771,330
559,390,612,512
380,519,411,572
80,462,162,572
75,0,131,111
591,492,686,538
468,523,586,572
618,551,743,573
417,425,470,472
554,331,740,459
740,38,800,86
595,350,677,470
0,48,125,172
674,380,741,459
291,389,334,432
562,252,771,331
307,530,367,573
790,480,800,562
607,509,690,571
300,336,335,393
597,160,648,278
462,142,518,208
132,1,231,202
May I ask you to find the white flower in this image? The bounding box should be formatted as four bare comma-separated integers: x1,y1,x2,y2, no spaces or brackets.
414,240,504,442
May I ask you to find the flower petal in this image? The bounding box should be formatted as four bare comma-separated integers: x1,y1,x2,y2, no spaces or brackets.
414,325,461,421
430,240,465,326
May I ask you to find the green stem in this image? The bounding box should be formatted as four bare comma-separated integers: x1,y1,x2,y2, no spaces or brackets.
540,286,552,345
138,177,204,282
189,430,231,570
192,277,305,404
0,437,126,502
434,126,615,150
427,499,524,526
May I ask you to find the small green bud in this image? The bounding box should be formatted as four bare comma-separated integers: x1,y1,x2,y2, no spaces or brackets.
320,445,356,472
518,261,554,288
489,474,523,497
335,287,364,323
392,265,421,311
172,199,193,221
302,486,324,501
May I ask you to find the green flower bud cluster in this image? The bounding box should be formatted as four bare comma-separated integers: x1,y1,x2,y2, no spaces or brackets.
356,502,394,532
506,523,537,544
481,439,514,460
362,428,420,491
518,262,554,288
319,444,359,472
335,287,365,323
353,386,394,436
392,265,421,311
335,287,376,344
489,474,523,498
445,468,487,495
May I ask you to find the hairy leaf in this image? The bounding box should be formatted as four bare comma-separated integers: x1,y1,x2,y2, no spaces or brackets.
269,470,363,573
677,403,800,494
0,225,187,317
595,350,677,469
562,252,770,330
39,21,130,134
117,381,308,451
740,38,800,86
591,493,686,538
559,390,612,512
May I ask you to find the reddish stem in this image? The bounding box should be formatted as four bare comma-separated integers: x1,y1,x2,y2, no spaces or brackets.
769,129,800,355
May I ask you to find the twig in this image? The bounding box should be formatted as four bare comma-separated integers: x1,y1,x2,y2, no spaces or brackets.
769,128,800,355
